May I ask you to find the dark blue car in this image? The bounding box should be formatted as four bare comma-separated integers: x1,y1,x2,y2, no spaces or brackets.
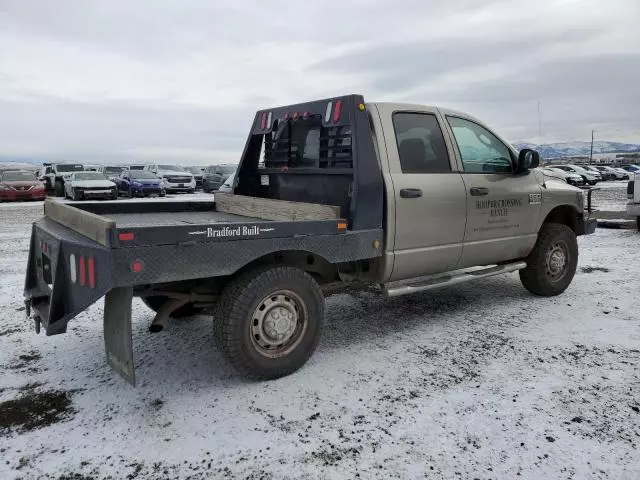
116,170,166,197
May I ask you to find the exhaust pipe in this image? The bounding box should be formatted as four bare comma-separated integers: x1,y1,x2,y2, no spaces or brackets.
149,297,190,333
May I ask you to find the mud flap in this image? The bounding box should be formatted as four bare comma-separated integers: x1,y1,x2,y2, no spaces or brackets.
103,287,135,386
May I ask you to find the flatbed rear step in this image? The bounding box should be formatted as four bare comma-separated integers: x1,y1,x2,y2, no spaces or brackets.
383,261,527,297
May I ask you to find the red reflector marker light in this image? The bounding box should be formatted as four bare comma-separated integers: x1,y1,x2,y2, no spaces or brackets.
292,112,299,120
260,112,267,130
119,232,134,241
303,111,309,119
87,257,95,289
79,256,86,286
333,100,343,123
131,260,144,273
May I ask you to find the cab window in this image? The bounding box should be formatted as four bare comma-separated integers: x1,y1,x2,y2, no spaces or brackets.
447,116,513,174
392,113,451,173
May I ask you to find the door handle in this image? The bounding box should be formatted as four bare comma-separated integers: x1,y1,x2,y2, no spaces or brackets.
470,187,489,196
400,188,423,198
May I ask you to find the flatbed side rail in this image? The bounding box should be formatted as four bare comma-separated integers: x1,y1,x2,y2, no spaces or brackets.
44,199,115,247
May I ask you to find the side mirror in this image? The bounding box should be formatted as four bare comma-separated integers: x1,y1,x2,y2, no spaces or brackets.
517,148,540,173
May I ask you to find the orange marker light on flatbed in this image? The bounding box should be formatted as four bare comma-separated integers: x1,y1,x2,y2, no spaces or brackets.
337,221,347,231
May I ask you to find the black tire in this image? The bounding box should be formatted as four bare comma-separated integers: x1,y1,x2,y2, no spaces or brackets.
636,217,640,232
142,296,205,318
188,189,196,194
519,222,578,296
54,180,64,197
72,189,81,201
214,266,325,380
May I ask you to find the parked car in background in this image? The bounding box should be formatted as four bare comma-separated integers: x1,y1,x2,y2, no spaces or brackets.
64,171,118,201
116,170,166,197
613,167,631,179
553,165,598,185
580,165,603,182
594,165,627,180
84,164,100,172
128,164,146,171
541,167,584,186
202,164,237,192
621,165,640,174
0,170,46,201
97,165,125,181
38,163,85,196
185,166,204,189
217,170,236,193
143,164,196,193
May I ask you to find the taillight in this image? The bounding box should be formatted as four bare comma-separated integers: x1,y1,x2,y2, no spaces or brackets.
87,257,96,289
131,260,144,273
79,256,86,286
73,254,96,288
260,112,272,130
333,100,343,123
118,232,134,241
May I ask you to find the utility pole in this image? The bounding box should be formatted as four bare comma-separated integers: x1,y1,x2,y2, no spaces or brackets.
537,101,542,144
589,129,595,165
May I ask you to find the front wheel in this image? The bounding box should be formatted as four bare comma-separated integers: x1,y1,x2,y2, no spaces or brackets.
72,189,81,201
519,223,578,296
214,266,325,380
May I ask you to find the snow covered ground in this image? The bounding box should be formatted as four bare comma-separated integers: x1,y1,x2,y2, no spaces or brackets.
0,201,639,479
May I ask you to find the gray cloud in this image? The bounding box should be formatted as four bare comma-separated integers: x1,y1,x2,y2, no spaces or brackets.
0,0,638,163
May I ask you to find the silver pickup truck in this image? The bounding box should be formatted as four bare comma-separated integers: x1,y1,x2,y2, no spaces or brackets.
24,94,596,385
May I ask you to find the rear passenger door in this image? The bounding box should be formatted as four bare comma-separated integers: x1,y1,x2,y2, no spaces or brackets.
376,105,467,281
442,114,541,268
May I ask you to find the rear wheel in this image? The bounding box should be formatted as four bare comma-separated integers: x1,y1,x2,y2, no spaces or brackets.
142,296,205,318
636,217,640,232
72,189,81,201
519,222,578,296
214,266,324,380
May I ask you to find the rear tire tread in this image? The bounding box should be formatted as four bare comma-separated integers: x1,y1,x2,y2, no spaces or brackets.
214,266,324,380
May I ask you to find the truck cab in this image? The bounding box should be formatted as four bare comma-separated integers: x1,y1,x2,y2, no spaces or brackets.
38,163,85,196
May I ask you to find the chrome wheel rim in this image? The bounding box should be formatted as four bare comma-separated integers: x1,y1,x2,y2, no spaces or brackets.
545,241,568,281
250,290,307,358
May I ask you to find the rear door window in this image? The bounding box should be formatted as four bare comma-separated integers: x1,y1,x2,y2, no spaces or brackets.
392,113,451,173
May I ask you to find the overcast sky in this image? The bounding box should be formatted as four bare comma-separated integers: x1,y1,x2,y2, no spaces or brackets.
1,0,638,164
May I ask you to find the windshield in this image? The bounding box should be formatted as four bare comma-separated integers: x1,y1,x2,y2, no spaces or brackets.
218,165,236,174
569,165,588,173
57,164,84,172
130,171,158,179
129,165,145,170
1,171,36,181
185,167,203,174
104,166,123,174
74,172,108,180
158,165,186,172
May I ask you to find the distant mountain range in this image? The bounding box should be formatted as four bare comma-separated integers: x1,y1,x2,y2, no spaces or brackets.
512,141,640,159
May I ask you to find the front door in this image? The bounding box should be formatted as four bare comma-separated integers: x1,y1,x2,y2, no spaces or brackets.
375,105,468,281
443,115,542,267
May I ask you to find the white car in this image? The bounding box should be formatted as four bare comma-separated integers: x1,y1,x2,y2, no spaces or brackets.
218,171,236,193
64,171,118,201
541,167,584,186
143,164,196,193
553,164,599,185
